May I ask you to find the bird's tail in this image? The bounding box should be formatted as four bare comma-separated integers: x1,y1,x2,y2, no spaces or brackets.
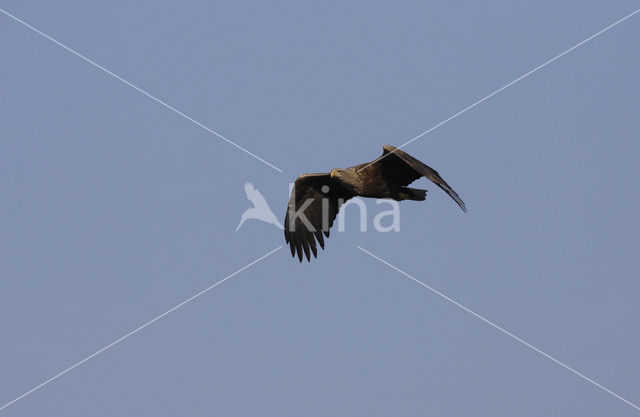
236,214,247,231
404,187,427,201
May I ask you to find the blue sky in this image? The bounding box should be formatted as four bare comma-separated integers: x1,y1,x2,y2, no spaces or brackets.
1,1,639,415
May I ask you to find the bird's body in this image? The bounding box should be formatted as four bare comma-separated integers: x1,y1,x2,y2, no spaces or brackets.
331,163,426,201
284,145,466,262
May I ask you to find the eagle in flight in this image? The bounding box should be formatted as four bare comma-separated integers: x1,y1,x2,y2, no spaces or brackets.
284,145,466,262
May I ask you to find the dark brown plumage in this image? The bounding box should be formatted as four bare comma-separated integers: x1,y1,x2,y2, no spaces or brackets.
284,145,466,261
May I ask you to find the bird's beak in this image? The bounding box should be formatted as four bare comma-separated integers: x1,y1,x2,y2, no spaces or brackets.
330,169,337,179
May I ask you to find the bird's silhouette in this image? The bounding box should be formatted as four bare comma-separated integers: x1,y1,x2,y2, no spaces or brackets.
284,145,466,261
236,182,283,231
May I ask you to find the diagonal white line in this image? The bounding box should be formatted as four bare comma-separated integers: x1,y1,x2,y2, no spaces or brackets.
358,8,640,172
356,245,640,412
0,246,282,412
0,8,283,173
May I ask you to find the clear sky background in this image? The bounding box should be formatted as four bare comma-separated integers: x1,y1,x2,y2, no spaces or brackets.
1,1,639,416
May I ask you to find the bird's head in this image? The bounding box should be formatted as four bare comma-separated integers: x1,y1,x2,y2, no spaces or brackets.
330,168,353,184
330,168,359,194
330,168,344,179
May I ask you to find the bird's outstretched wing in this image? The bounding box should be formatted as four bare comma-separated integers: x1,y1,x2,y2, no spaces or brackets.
377,145,466,212
244,182,270,208
284,173,353,262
